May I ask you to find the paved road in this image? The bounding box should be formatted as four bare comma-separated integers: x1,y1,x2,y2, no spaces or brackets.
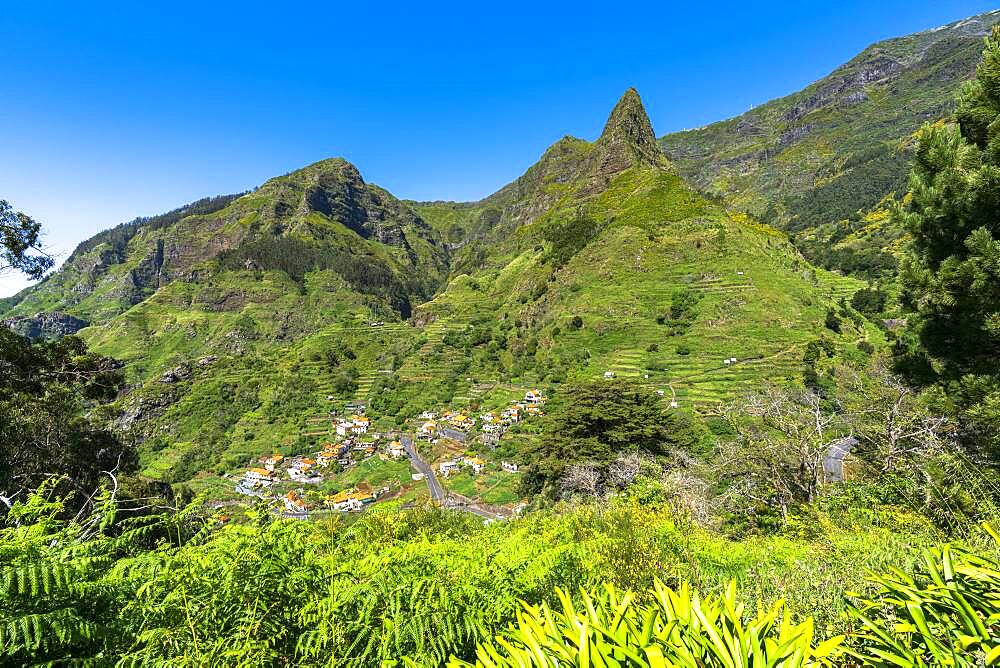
823,436,858,482
401,435,447,502
400,434,504,520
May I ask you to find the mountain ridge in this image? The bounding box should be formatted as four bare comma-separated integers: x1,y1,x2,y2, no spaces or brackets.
658,9,1000,244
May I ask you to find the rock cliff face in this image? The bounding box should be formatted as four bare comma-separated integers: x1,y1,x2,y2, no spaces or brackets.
590,88,669,175
2,311,89,340
473,88,671,236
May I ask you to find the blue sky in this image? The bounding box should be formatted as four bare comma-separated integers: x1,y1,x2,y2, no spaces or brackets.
1,0,996,296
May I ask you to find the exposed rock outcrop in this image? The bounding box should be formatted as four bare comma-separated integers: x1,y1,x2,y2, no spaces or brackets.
2,311,89,340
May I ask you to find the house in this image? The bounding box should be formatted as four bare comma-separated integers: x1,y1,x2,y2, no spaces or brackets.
501,406,522,423
261,454,284,471
604,371,615,379
439,460,460,477
327,488,375,511
463,456,486,474
288,458,321,483
327,490,353,511
526,405,543,416
419,420,438,438
351,416,370,435
419,410,437,420
388,441,406,458
317,446,339,467
501,461,519,473
335,420,351,437
450,414,474,430
284,491,307,513
525,390,546,404
244,467,276,488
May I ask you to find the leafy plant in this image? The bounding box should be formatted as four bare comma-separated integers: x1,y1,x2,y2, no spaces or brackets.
449,580,843,667
847,523,1000,667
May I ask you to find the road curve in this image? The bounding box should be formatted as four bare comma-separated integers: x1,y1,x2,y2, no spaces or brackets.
400,434,504,520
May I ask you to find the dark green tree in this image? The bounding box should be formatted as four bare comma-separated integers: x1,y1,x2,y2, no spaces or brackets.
895,26,1000,461
0,199,53,278
522,379,701,496
0,328,134,506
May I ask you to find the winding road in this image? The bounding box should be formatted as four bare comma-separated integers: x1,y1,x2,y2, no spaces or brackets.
400,434,505,520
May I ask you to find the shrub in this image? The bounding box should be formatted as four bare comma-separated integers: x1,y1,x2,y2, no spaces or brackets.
847,524,1000,667
450,580,844,667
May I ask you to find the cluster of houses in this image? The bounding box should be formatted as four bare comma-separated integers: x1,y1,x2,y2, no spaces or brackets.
282,484,383,514
417,389,547,449
234,406,409,514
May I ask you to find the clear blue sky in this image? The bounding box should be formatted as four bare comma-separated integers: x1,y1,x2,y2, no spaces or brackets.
2,0,996,296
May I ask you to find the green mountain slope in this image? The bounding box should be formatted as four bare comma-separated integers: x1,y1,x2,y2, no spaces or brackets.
1,159,450,482
2,159,447,330
398,90,872,415
659,10,1000,251
1,91,871,490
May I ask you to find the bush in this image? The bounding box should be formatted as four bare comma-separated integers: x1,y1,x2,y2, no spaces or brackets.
568,315,584,330
847,524,1000,667
676,344,691,356
450,580,844,667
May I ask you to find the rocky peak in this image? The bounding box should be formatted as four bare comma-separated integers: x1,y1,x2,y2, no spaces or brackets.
591,88,669,176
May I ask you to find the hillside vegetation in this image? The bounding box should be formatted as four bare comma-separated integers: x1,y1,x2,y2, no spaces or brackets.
660,10,1000,278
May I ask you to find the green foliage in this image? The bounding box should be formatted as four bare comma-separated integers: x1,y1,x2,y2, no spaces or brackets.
848,524,1000,667
523,380,702,496
656,287,701,336
451,580,843,668
0,328,134,504
541,210,605,267
896,27,1000,464
216,236,414,316
0,199,54,278
851,287,887,315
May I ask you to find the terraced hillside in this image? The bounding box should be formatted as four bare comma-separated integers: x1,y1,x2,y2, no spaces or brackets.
659,10,1000,245
408,91,876,413
1,90,876,491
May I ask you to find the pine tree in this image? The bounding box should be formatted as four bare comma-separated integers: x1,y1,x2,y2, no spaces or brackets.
896,26,1000,460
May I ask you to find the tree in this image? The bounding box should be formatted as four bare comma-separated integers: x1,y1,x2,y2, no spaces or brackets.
894,27,1000,463
719,387,842,521
842,361,952,475
0,328,134,510
0,199,53,278
522,379,702,496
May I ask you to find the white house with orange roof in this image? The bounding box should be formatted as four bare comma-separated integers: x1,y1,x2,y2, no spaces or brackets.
284,491,308,513
462,456,486,474
387,440,406,458
525,389,546,404
243,467,276,488
261,454,284,471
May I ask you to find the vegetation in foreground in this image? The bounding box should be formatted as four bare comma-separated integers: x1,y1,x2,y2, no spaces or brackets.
2,485,998,666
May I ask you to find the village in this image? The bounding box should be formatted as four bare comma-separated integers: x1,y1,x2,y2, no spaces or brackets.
231,388,548,517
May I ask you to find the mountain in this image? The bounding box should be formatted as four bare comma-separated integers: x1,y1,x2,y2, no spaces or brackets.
0,90,870,490
3,159,448,334
659,10,1000,276
397,90,871,416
